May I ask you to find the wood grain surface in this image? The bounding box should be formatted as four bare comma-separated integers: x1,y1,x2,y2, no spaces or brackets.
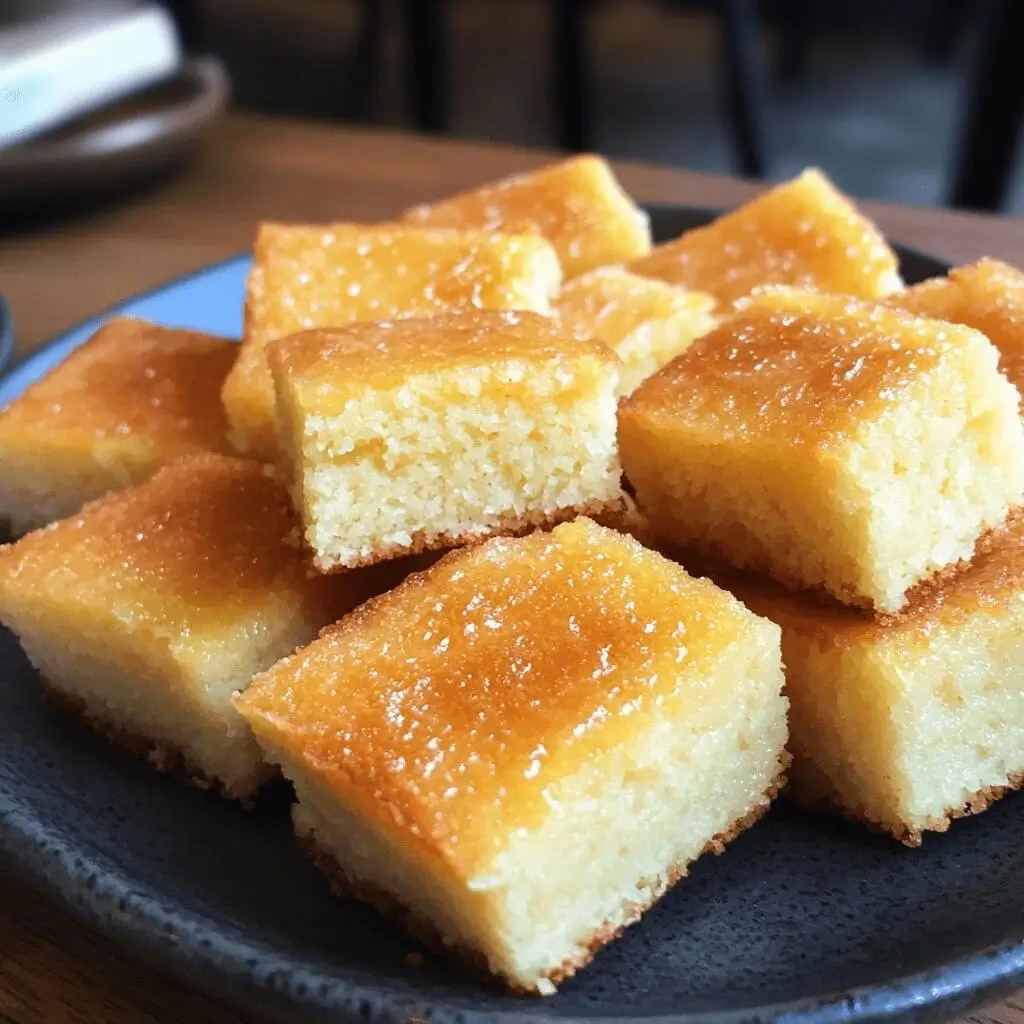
1,112,1023,1024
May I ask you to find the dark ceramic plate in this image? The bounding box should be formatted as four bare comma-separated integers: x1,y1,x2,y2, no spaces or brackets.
3,208,1019,1024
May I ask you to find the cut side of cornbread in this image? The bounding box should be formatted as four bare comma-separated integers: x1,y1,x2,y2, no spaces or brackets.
402,155,651,279
234,518,788,994
222,224,562,459
555,267,718,396
267,310,624,572
619,289,1024,613
708,511,1024,845
0,454,381,800
887,258,1024,395
0,317,237,536
629,169,902,306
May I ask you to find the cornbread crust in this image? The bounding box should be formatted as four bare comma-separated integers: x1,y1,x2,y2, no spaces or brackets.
790,770,1024,848
41,681,272,803
311,497,626,571
297,759,788,995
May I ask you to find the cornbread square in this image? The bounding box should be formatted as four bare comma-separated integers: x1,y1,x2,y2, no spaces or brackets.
714,512,1024,845
267,310,624,572
235,518,788,994
618,289,1024,612
629,169,902,306
0,317,236,536
0,454,379,800
887,259,1024,394
556,267,718,396
222,224,562,459
402,155,651,278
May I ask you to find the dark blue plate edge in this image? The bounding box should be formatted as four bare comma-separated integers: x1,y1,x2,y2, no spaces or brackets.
3,208,1010,1024
0,291,15,379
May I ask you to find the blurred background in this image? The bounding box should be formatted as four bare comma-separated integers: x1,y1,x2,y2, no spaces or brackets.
4,0,1023,212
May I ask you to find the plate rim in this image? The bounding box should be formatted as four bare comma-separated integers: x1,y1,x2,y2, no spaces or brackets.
0,56,230,173
6,209,1018,1024
0,291,14,379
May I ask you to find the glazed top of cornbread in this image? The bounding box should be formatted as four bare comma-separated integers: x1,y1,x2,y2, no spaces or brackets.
620,289,995,448
0,454,357,650
693,511,1024,646
0,318,236,453
556,267,717,345
402,155,652,278
887,259,1024,395
268,310,619,409
244,223,561,349
236,517,774,873
629,169,900,306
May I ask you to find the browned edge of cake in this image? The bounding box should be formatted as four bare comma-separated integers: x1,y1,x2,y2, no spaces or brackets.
42,681,274,805
789,770,1024,848
659,507,1024,629
297,754,790,994
314,497,628,573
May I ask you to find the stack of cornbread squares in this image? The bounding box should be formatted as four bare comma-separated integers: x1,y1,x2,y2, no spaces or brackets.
0,155,1022,995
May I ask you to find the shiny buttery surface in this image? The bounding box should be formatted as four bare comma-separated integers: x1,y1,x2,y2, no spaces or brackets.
268,310,616,402
630,169,900,306
402,155,652,278
888,259,1024,395
0,317,236,453
0,453,341,643
237,518,755,872
621,289,984,447
244,223,560,351
555,267,717,346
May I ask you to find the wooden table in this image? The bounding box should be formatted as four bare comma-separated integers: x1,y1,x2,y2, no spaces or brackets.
1,112,1023,1024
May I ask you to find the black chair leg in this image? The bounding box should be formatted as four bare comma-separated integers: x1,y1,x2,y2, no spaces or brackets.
717,0,768,178
949,0,1024,211
341,0,385,123
925,0,970,66
552,0,593,152
775,0,812,85
402,0,449,133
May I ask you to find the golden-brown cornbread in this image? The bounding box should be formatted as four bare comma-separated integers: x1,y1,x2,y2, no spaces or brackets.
629,169,902,306
402,155,651,278
267,310,624,572
0,454,381,800
235,517,788,994
618,289,1024,612
555,267,718,396
0,317,236,535
887,258,1024,394
222,223,562,458
700,511,1024,845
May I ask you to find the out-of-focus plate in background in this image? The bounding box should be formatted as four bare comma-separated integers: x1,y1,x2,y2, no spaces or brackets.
0,56,228,219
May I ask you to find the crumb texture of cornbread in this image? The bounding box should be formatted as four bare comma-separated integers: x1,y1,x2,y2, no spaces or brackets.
0,317,237,535
402,155,651,278
629,169,902,306
887,258,1024,394
717,512,1024,844
235,518,788,993
268,311,624,572
0,453,377,799
619,290,1024,612
556,267,718,396
222,224,562,458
